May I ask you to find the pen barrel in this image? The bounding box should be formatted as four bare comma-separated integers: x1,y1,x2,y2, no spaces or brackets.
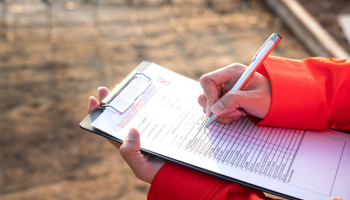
230,34,281,92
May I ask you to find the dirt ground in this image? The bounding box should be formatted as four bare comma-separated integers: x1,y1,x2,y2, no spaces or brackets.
0,0,310,199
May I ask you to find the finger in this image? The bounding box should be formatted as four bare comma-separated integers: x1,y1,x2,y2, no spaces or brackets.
211,90,256,116
199,64,246,116
120,127,141,155
97,87,120,149
120,127,145,170
88,96,100,114
214,109,243,124
220,109,244,119
197,93,207,108
216,116,237,125
98,87,110,102
197,86,224,114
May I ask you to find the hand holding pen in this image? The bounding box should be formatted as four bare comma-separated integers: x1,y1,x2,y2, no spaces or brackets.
198,33,281,128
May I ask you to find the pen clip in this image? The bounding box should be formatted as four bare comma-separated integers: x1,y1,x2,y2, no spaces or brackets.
251,33,277,62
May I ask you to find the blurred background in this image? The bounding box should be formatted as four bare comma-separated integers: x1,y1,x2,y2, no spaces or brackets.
0,0,348,199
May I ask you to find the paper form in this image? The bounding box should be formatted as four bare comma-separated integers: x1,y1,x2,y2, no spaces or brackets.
179,117,304,182
91,63,350,200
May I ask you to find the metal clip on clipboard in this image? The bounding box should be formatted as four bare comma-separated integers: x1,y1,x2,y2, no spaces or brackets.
99,73,152,114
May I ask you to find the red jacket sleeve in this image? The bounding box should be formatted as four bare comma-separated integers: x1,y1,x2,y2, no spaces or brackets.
148,162,273,200
256,56,350,132
148,56,350,200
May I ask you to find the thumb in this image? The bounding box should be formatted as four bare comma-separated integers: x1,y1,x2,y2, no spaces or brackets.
211,90,251,115
120,127,142,164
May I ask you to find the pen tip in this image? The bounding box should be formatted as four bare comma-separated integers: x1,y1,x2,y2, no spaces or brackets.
203,120,210,129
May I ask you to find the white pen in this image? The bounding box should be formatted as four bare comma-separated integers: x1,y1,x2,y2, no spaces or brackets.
204,33,282,128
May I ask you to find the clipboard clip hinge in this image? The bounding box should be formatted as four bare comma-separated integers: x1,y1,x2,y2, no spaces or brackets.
97,72,152,114
98,102,123,113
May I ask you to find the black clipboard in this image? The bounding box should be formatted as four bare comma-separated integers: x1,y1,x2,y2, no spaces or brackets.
79,61,298,200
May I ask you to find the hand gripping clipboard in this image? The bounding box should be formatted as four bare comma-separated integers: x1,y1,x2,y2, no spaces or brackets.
79,61,298,200
79,61,154,144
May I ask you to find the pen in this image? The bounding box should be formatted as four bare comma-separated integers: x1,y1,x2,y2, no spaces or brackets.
204,33,282,128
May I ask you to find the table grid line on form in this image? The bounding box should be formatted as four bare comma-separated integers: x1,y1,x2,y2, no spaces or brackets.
178,116,305,183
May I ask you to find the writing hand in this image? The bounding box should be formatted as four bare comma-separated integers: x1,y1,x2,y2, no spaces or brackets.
88,87,166,184
198,63,272,124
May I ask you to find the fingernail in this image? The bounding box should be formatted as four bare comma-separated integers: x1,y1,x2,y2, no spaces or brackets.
229,110,243,118
98,87,103,90
127,129,137,140
211,100,225,114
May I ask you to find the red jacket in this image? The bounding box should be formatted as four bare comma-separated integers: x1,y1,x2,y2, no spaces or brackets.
147,56,350,200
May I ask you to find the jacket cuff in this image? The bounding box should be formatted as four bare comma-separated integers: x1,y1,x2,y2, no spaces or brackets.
256,56,318,129
148,162,225,200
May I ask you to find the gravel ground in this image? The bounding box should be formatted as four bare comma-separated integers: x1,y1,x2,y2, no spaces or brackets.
0,0,310,199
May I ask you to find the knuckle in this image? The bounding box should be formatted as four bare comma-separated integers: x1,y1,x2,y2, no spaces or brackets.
197,96,201,105
222,92,241,109
226,64,247,76
199,74,210,85
225,92,236,99
226,63,246,70
197,93,206,106
225,92,236,103
119,146,131,157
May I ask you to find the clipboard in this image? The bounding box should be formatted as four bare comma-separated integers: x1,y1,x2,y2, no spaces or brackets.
79,61,299,200
79,61,154,144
